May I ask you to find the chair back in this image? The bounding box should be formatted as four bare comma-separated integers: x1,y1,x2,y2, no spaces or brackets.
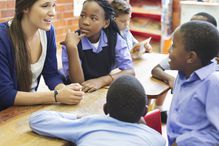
144,109,162,134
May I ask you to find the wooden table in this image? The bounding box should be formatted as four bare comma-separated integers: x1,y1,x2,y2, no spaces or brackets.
0,53,169,146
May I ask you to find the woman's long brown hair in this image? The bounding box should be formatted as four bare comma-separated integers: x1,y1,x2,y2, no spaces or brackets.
9,0,37,91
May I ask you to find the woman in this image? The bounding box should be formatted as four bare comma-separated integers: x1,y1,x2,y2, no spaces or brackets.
0,0,84,111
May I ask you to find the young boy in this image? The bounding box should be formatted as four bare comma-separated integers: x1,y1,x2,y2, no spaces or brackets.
167,21,219,146
111,0,152,59
151,12,218,89
29,76,165,146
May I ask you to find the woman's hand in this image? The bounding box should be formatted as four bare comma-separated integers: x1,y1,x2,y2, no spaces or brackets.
56,83,84,105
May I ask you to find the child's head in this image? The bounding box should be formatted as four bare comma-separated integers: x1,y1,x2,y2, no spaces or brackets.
111,0,131,31
104,75,148,123
79,0,115,41
169,21,219,72
191,12,217,27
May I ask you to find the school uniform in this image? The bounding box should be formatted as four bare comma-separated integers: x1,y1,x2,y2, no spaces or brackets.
29,110,166,146
167,62,219,146
120,28,138,51
0,22,62,111
62,30,133,80
159,57,170,70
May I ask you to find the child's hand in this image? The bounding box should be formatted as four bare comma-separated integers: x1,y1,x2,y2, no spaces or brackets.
81,78,105,93
62,29,85,50
143,37,152,53
144,42,152,53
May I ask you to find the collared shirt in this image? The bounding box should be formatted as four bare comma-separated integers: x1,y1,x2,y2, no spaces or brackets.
62,30,133,78
120,28,138,51
167,62,219,146
159,57,170,70
29,111,165,146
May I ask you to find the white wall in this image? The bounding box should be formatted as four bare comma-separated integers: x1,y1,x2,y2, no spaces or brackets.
181,1,219,29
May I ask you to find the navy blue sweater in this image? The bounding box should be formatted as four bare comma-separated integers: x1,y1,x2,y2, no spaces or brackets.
0,23,63,111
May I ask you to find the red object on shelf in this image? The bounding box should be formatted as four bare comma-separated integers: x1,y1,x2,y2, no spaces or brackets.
132,12,161,21
130,30,161,41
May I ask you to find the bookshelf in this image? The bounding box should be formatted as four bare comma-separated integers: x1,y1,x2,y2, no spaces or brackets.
130,0,173,53
130,0,162,52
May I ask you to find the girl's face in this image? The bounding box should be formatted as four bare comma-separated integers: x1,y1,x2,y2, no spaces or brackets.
24,0,56,31
79,1,109,42
115,13,131,31
168,29,190,71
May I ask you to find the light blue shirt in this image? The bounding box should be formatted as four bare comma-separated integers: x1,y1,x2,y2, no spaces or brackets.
29,111,165,146
120,28,138,51
167,62,219,146
62,30,133,77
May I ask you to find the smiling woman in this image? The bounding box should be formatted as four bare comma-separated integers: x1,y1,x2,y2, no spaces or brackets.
0,0,84,111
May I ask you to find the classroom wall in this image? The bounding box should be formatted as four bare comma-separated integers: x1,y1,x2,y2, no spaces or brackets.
181,1,219,29
0,0,79,49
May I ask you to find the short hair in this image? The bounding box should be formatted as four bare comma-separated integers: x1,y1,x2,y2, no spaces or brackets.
106,75,147,123
179,21,219,66
191,12,217,27
111,0,131,17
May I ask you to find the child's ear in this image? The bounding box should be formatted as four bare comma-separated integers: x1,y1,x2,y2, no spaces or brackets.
103,20,110,29
186,51,198,64
142,105,148,116
103,103,109,115
23,8,29,14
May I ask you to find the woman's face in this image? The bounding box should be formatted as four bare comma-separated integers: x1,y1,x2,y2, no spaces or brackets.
24,0,56,31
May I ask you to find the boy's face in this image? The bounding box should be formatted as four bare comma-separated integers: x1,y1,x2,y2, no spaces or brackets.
115,13,131,31
168,29,190,71
79,1,109,42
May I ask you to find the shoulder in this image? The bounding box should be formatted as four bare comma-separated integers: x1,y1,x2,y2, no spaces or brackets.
116,33,126,46
0,22,12,54
0,22,9,39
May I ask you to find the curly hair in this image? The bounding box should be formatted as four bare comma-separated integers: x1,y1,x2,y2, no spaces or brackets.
180,21,219,66
106,75,147,123
111,0,131,17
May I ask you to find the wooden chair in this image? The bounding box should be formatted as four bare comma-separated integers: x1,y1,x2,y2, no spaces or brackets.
144,109,162,134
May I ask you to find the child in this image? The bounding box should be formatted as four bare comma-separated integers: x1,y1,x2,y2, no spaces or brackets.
151,12,218,89
111,0,152,59
62,0,134,93
0,0,84,111
167,21,219,146
29,75,166,146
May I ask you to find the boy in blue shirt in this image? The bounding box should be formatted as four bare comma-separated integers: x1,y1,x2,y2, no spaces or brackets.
167,21,219,146
151,12,219,89
29,75,165,146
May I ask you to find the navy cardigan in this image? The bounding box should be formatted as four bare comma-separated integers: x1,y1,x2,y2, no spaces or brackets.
0,23,63,111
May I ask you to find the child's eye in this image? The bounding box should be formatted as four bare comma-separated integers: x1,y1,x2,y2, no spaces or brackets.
91,17,97,21
41,4,49,7
80,14,85,18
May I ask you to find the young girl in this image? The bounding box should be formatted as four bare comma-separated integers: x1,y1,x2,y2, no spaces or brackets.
0,0,84,111
62,0,135,93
